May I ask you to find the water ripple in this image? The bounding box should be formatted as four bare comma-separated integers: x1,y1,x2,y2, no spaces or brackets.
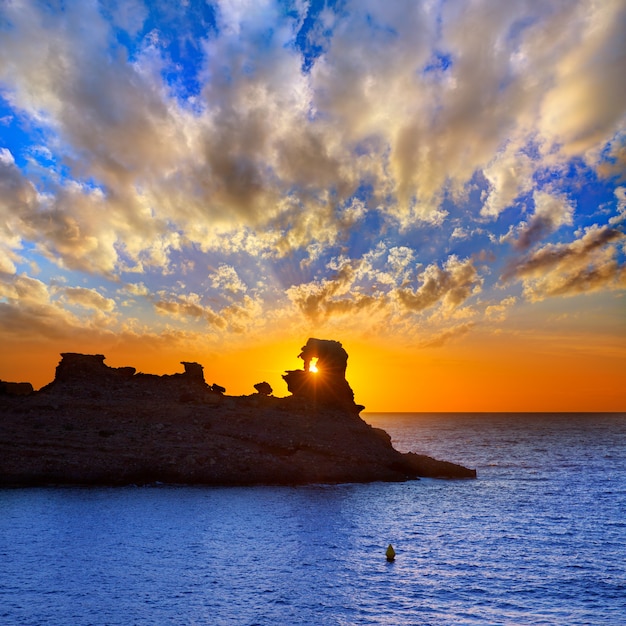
1,413,625,624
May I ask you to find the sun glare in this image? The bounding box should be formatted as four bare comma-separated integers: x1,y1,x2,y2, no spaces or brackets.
310,359,318,373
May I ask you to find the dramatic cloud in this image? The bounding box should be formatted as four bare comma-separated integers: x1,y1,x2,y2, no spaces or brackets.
609,187,626,225
481,144,535,219
503,226,626,301
503,190,575,250
210,264,248,295
485,296,518,323
536,0,626,156
64,287,116,312
396,257,482,313
417,322,476,348
0,0,624,353
0,273,86,340
287,257,381,323
154,293,227,329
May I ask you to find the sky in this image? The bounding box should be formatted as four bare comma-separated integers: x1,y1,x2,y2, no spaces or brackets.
0,0,625,411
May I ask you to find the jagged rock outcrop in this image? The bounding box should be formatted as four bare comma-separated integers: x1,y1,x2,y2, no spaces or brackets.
51,353,136,383
46,353,207,390
0,342,477,486
282,338,363,413
0,380,34,396
254,382,273,396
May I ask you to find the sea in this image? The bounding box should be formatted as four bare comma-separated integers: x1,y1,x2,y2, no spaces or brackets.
1,412,625,625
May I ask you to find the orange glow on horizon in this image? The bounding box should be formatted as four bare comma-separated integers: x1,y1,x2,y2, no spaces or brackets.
1,2,625,418
0,329,624,412
344,331,626,413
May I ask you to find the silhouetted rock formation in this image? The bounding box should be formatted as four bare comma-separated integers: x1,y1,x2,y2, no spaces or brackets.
401,452,478,479
0,342,477,486
0,380,34,396
282,338,363,413
51,353,136,383
47,353,207,390
254,382,273,396
181,361,205,383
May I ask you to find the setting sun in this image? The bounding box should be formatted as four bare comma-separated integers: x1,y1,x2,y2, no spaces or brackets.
0,0,624,413
0,2,625,623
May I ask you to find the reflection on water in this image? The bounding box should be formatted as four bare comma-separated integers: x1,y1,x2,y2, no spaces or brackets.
1,413,625,625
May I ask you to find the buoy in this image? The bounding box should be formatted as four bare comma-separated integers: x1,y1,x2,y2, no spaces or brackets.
386,544,396,562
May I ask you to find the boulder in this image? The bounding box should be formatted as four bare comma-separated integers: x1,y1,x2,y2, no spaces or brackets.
254,381,273,395
179,361,206,385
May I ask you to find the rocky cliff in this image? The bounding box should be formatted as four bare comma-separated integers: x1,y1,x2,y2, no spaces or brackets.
0,340,476,486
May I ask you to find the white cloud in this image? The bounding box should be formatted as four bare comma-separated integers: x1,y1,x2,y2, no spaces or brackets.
105,0,148,36
503,226,626,301
0,148,15,165
123,282,149,297
1,0,623,253
0,273,102,340
387,246,415,275
210,264,247,294
481,144,535,218
64,287,116,312
505,189,575,250
0,0,624,351
153,292,227,329
396,256,483,313
485,296,518,322
609,187,626,225
0,273,50,304
537,0,626,156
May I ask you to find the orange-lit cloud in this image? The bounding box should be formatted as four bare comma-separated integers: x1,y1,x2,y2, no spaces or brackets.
0,0,624,409
503,226,625,301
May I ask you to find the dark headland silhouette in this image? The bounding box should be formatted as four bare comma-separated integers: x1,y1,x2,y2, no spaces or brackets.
0,338,476,486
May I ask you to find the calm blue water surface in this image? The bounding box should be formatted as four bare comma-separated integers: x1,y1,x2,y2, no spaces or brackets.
1,413,625,625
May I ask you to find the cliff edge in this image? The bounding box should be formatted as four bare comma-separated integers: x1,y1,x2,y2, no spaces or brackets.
0,339,476,486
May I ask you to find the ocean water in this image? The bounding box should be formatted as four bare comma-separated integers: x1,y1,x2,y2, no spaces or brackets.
1,412,625,625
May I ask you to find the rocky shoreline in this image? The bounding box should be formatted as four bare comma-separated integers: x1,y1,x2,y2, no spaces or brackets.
0,340,476,486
